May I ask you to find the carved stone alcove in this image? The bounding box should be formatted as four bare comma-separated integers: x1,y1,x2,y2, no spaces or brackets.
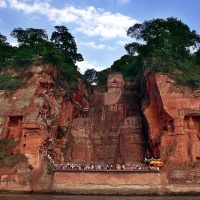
4,116,23,139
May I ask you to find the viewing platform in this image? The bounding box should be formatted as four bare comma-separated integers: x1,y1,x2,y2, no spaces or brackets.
53,169,160,173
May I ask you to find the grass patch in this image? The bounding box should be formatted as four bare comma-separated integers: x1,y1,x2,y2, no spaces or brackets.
0,139,27,167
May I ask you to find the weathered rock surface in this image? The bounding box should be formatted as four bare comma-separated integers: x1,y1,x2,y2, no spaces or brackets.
64,73,144,165
0,64,91,191
144,73,200,164
0,66,200,194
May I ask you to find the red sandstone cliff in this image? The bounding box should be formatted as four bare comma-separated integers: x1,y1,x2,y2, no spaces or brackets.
0,64,90,191
0,65,200,193
144,73,200,163
143,72,200,184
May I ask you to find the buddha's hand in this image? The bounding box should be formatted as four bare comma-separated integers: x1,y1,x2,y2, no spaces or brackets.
72,118,91,131
124,116,142,129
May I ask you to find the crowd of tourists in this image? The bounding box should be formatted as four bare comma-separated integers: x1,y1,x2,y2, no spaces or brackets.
39,138,160,172
52,163,159,171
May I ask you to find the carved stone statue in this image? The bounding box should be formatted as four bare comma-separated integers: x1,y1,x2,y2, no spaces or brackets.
185,116,200,162
161,115,200,163
65,73,144,165
66,118,93,163
90,73,144,165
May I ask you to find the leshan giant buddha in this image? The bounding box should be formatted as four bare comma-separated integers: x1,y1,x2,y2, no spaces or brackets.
89,73,144,165
65,73,145,166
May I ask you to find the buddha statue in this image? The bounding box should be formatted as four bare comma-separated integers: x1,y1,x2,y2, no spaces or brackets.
89,73,144,165
64,73,144,165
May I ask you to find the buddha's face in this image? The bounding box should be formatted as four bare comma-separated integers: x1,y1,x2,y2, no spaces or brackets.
107,73,124,91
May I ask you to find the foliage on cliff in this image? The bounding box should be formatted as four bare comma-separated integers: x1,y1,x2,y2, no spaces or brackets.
0,73,21,90
1,18,199,90
126,17,200,88
0,26,83,92
84,17,200,89
0,139,27,167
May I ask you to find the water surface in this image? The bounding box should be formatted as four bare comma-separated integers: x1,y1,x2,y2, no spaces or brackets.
0,194,199,200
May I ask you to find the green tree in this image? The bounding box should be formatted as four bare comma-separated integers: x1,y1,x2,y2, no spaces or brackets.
0,26,85,94
11,45,34,67
50,26,83,65
96,68,112,87
40,40,64,65
127,17,200,59
110,55,141,80
194,49,200,65
84,69,98,85
10,28,48,54
50,26,83,89
0,73,21,90
126,17,200,87
0,33,15,66
0,33,7,44
125,42,141,56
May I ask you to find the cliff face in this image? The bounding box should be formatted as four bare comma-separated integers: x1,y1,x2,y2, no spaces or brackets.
143,73,200,184
0,64,90,191
0,65,200,192
144,73,200,163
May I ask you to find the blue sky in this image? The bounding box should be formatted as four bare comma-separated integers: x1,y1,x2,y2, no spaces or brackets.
0,0,199,74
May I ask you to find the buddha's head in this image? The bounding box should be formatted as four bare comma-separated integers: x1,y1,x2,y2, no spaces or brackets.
107,73,124,92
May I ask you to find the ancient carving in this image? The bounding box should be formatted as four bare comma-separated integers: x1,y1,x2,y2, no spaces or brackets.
66,118,93,163
107,73,124,92
3,116,23,139
65,73,144,165
0,173,29,188
144,73,200,164
185,116,200,162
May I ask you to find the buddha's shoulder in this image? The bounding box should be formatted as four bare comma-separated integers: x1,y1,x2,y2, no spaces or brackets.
89,93,104,104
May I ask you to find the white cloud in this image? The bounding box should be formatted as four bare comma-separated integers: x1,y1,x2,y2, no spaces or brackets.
79,41,115,50
9,0,39,12
0,0,7,7
76,60,107,74
7,0,138,40
116,36,136,45
75,11,137,40
117,0,132,5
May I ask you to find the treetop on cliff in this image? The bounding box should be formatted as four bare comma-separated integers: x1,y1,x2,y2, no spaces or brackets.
126,17,200,58
51,26,84,65
0,18,200,89
11,28,48,46
125,17,200,87
0,26,83,92
85,18,200,88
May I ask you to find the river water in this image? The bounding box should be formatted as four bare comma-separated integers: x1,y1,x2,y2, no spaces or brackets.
0,194,199,200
